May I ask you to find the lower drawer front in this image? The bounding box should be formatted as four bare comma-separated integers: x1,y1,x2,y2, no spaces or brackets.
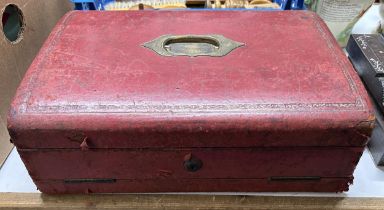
18,147,363,180
35,178,352,194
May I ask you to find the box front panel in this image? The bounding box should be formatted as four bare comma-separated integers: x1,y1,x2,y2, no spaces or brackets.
18,147,362,180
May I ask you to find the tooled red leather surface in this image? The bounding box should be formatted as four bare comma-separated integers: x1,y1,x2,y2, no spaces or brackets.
8,11,373,149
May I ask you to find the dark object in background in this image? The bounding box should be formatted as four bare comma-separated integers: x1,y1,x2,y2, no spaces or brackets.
347,34,384,113
8,11,373,194
1,4,24,43
347,34,384,166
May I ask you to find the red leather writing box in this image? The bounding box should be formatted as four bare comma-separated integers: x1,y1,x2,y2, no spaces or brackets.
8,10,374,193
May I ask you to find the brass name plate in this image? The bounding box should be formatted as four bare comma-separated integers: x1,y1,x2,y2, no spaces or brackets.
142,34,244,57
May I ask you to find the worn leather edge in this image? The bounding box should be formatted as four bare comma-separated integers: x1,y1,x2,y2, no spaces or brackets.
33,177,353,194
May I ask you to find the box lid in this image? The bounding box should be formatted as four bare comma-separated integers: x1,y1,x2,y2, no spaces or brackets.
8,11,374,149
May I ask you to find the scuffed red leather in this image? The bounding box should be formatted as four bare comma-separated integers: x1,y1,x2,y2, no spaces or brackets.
8,11,374,193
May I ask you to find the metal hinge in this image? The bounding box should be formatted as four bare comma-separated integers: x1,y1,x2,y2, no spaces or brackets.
269,176,321,182
64,178,116,184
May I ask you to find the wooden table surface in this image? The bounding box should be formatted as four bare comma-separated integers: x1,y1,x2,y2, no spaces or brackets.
0,193,384,210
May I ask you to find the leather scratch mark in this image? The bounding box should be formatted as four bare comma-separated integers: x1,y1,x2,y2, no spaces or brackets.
127,59,151,72
55,50,109,70
20,0,33,8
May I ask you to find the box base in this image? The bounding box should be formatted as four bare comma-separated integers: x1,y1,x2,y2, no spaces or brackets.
35,178,352,194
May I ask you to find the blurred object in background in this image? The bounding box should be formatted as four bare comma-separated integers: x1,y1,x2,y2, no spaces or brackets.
205,0,280,9
72,0,304,10
346,1,384,166
347,34,384,166
0,0,73,168
104,0,186,10
352,3,381,35
380,0,384,32
305,0,375,47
